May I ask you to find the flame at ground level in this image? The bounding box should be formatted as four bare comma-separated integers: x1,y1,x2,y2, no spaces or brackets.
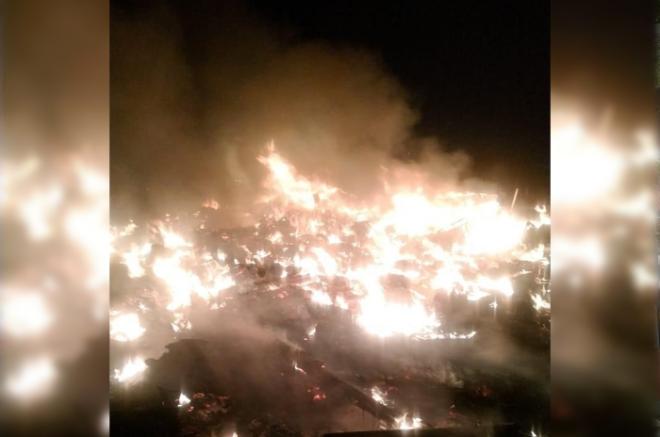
111,145,550,389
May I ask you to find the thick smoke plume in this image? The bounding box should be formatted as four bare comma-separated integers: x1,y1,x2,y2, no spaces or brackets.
111,1,476,224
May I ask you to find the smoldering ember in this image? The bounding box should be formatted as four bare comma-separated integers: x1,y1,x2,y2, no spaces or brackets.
110,145,550,436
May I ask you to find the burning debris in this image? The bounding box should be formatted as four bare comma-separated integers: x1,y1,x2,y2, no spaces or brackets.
110,146,549,435
113,357,147,384
394,413,423,430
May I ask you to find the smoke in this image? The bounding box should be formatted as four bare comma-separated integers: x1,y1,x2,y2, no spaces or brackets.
111,1,474,224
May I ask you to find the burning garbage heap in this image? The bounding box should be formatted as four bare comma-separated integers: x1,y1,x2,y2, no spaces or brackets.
110,145,550,436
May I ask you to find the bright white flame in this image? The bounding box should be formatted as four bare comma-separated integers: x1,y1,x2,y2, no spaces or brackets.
370,386,389,406
110,312,146,342
258,144,337,209
519,244,547,263
395,413,423,430
121,243,152,278
113,357,147,383
357,296,439,338
111,146,549,344
309,287,333,306
531,294,550,312
158,224,192,250
463,203,526,255
178,392,191,407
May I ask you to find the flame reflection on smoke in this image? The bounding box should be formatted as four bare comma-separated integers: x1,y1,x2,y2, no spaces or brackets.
5,358,57,401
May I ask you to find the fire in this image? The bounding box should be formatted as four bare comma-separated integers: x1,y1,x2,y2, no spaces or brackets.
110,312,146,342
462,202,527,255
177,392,191,407
531,294,550,312
134,225,236,313
111,145,549,372
357,296,439,338
257,144,337,210
113,357,147,383
394,413,423,430
121,243,152,278
370,386,390,406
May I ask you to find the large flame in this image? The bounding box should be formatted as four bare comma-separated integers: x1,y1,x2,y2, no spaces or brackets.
111,145,550,394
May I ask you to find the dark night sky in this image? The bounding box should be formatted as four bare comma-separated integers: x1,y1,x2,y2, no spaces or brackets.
112,0,549,207
250,1,549,197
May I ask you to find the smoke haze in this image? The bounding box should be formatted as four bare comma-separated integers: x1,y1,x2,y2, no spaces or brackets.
111,1,476,224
